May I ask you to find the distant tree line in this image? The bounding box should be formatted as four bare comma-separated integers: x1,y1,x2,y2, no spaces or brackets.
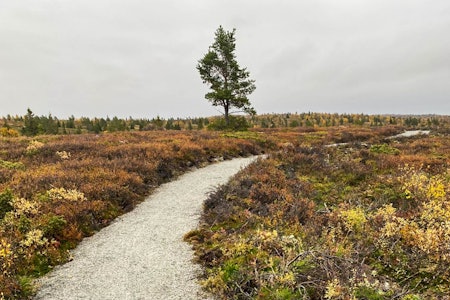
1,109,211,137
1,109,448,137
253,112,445,129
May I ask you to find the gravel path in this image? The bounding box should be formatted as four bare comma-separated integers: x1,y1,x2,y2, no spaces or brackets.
34,156,257,300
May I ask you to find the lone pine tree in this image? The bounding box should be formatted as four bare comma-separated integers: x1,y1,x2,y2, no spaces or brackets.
197,26,256,127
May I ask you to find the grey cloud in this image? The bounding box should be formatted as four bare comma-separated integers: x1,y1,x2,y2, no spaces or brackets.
0,0,449,118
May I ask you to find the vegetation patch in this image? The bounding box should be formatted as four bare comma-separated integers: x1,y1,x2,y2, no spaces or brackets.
0,131,264,298
187,130,450,299
0,160,25,170
1,115,448,298
370,143,400,155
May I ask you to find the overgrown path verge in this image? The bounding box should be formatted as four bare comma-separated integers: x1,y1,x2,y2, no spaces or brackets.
34,156,258,300
186,130,450,299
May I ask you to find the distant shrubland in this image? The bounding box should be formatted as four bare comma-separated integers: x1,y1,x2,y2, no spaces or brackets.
187,126,450,299
2,109,449,137
1,109,449,298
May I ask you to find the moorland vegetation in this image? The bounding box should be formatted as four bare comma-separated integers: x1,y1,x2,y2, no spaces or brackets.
186,124,450,299
1,109,448,136
0,130,267,298
1,112,449,299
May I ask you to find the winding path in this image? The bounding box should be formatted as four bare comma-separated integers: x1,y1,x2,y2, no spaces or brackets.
34,157,257,300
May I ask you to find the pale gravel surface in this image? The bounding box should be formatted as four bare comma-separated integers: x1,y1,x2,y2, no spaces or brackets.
388,130,431,139
34,156,258,300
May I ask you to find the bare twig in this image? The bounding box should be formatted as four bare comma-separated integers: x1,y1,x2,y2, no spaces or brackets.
287,251,312,267
234,282,252,299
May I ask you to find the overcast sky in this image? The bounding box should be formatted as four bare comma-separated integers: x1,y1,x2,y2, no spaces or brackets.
1,0,449,119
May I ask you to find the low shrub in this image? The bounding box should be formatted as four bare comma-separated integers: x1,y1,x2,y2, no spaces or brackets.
208,116,250,131
0,130,265,298
187,132,450,299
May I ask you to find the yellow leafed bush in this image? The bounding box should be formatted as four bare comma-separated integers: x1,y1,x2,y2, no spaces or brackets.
0,130,266,298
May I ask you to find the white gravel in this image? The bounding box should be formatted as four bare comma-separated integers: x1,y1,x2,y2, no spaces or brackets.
388,130,431,139
34,156,258,300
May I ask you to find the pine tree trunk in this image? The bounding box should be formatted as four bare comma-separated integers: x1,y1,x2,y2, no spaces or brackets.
224,103,230,126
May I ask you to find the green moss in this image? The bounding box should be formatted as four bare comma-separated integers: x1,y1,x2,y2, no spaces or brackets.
222,130,269,145
17,276,35,299
353,285,387,300
221,261,240,283
41,214,67,237
401,295,422,300
29,254,52,277
0,159,25,170
258,287,303,300
0,189,14,219
370,143,400,155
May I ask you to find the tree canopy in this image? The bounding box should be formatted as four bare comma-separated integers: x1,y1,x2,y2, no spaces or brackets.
197,26,256,126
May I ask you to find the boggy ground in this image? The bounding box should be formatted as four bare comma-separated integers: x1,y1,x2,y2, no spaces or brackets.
1,125,447,299
187,129,450,299
0,130,265,298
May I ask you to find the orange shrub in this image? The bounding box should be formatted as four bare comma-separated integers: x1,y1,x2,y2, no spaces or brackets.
0,130,265,298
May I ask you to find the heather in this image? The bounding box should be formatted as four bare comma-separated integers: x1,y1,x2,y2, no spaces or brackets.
0,130,264,298
1,113,449,299
186,129,450,299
